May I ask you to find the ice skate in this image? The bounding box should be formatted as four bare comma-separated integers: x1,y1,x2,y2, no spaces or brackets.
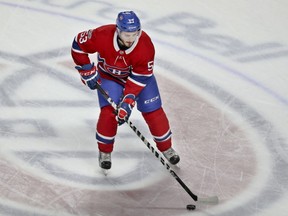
162,148,180,165
99,151,111,175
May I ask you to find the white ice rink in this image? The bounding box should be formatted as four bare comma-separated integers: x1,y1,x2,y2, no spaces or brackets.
0,0,288,215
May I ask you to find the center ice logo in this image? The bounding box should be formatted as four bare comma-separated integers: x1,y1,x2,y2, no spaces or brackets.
0,47,163,190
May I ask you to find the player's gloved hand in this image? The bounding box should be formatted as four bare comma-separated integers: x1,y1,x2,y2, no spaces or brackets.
117,94,136,125
75,63,100,90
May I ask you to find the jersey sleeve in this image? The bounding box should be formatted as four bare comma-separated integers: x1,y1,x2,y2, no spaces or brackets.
123,36,155,97
71,29,99,66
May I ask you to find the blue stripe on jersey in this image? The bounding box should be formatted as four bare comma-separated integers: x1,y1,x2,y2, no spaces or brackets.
153,129,172,142
96,132,115,144
72,38,82,51
130,72,152,86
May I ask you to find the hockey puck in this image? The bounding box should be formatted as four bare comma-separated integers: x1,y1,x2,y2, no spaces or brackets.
186,204,196,210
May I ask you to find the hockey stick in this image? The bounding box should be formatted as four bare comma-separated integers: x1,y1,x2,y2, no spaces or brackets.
95,82,218,205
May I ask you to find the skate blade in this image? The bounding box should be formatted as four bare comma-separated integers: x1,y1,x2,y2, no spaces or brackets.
102,169,109,176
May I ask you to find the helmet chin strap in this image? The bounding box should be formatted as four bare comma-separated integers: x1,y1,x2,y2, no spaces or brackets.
117,35,130,50
116,28,136,50
116,28,125,45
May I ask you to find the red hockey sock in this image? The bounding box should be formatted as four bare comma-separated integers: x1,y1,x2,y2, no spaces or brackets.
96,105,118,153
142,107,172,152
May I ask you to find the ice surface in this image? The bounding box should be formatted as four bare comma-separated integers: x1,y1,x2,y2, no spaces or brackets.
1,0,288,215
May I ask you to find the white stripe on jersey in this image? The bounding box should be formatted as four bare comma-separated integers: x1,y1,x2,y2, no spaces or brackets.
127,76,146,87
96,131,116,140
71,47,86,54
131,71,153,77
153,129,172,141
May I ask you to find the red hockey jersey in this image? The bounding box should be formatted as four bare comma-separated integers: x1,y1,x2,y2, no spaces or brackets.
71,24,155,96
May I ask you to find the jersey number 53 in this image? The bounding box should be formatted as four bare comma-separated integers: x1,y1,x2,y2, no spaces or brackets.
78,30,92,44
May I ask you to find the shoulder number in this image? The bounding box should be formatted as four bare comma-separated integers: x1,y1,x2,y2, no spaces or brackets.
78,30,93,44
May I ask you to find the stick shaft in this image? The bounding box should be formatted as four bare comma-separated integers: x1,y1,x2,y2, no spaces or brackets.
95,83,199,201
126,121,198,201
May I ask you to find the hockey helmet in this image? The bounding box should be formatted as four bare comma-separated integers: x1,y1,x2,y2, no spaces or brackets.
116,11,141,32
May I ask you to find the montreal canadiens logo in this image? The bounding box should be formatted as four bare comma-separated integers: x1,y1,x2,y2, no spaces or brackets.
98,55,131,78
105,65,130,78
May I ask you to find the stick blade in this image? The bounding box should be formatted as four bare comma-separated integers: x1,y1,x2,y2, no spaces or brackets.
197,196,219,204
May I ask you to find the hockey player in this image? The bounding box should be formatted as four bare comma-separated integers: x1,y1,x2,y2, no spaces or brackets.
71,11,180,171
